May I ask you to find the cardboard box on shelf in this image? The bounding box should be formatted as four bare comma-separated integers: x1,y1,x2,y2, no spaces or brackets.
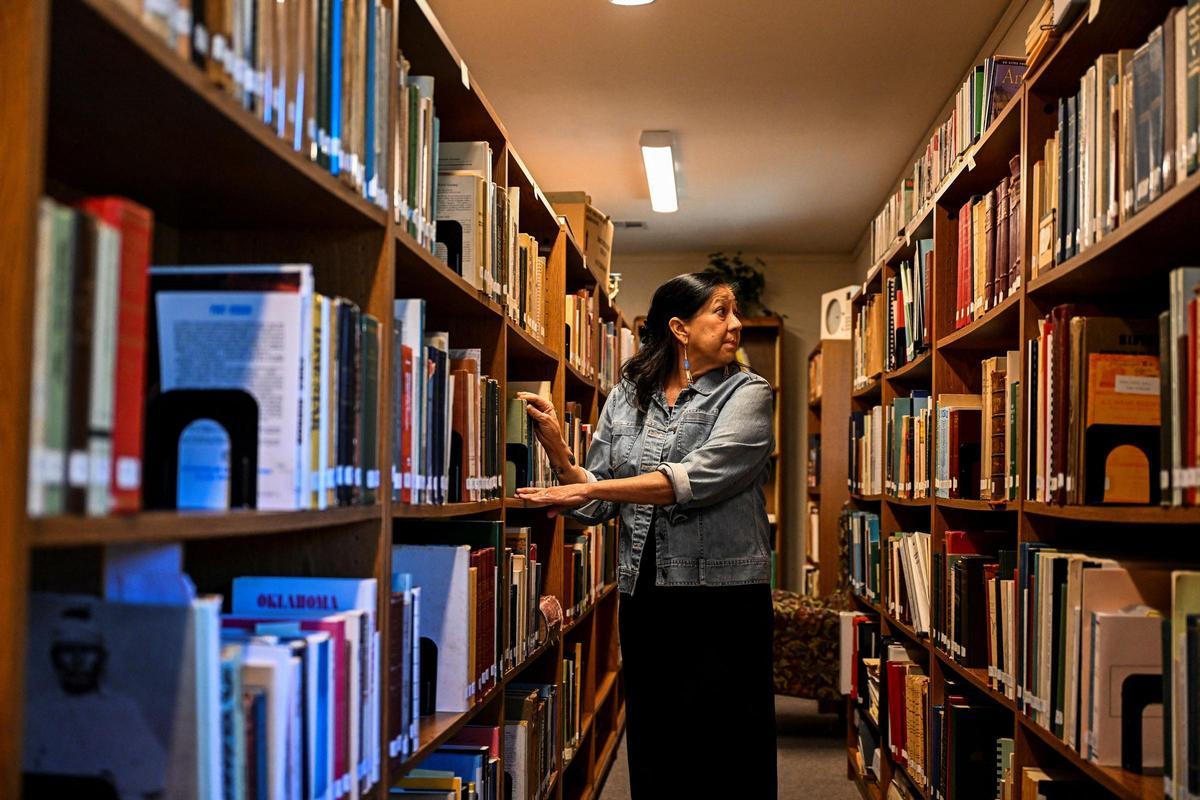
546,191,614,288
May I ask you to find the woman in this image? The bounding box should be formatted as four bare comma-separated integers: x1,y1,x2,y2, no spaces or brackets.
514,272,778,799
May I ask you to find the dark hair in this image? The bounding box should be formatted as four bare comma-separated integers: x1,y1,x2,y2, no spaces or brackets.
622,272,731,410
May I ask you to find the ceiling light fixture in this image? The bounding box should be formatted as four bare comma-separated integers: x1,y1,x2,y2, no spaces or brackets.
639,130,678,213
611,0,655,5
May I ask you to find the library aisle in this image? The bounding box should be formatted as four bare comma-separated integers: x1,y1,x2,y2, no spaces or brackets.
6,0,1200,798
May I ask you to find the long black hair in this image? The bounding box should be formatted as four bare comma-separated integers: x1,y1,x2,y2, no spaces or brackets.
622,272,732,411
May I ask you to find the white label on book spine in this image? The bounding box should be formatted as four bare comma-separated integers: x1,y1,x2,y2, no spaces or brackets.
173,6,191,35
116,457,140,490
68,451,88,488
89,451,110,486
1114,374,1159,395
193,23,209,56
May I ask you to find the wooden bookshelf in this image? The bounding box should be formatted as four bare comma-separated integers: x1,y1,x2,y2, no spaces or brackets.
738,317,789,588
843,3,1193,798
806,340,851,596
1,1,628,798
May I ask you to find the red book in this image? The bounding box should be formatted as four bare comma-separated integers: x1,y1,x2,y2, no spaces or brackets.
956,201,971,329
400,343,413,504
76,197,152,512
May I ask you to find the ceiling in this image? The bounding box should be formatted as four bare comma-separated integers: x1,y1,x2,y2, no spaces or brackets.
425,0,1014,254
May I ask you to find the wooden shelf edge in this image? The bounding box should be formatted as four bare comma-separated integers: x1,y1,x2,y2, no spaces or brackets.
934,290,1021,351
79,0,389,229
1023,500,1200,524
1015,714,1163,800
933,647,1017,713
1026,168,1200,297
883,350,932,383
507,317,559,364
393,499,502,519
33,505,383,547
935,497,1014,512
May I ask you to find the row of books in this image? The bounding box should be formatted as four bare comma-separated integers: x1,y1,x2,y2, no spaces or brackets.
853,290,886,387
806,500,820,563
597,322,635,395
1031,6,1200,280
886,391,931,500
151,262,383,513
393,299,503,506
807,433,820,489
848,405,883,496
869,56,1026,261
27,197,151,517
952,161,1022,329
25,570,383,800
434,140,549,339
846,509,881,603
504,381,555,494
565,290,597,377
889,240,932,370
808,348,824,404
563,401,593,480
561,641,585,766
885,531,931,636
1024,308,1159,506
395,683,559,800
563,521,618,622
136,0,398,211
391,522,547,723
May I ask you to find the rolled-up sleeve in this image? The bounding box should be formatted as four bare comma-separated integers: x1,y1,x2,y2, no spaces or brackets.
563,388,621,525
657,379,774,514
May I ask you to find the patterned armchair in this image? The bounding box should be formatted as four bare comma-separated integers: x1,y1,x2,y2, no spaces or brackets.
772,589,850,705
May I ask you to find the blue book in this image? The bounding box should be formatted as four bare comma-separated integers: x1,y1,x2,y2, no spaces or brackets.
329,0,344,176
418,747,488,797
363,1,375,199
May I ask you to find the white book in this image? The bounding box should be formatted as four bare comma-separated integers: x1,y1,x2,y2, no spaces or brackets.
244,641,295,800
394,299,427,502
150,265,313,511
504,721,530,800
392,544,474,712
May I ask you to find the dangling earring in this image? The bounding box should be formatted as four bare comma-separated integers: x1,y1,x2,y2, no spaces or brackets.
683,342,694,386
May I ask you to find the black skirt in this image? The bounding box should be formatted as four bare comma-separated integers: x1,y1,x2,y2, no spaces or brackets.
617,526,778,799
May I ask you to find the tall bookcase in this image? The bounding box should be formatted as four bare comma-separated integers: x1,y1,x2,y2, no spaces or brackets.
737,317,788,587
0,0,627,798
806,339,851,597
843,3,1200,799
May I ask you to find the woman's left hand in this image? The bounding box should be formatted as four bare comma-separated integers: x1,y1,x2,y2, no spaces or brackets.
513,483,593,516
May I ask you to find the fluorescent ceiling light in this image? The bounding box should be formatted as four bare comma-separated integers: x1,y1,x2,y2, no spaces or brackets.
611,0,655,5
639,130,678,214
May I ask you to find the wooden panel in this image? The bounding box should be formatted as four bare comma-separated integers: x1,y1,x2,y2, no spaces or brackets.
0,0,47,793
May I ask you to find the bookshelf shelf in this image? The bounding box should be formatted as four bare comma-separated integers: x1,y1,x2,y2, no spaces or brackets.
881,608,925,648
1015,715,1164,800
853,377,882,398
51,0,389,230
595,668,619,709
507,317,559,368
898,762,930,800
850,493,883,503
934,291,1021,352
934,498,1014,512
1022,501,1200,525
1025,0,1178,97
935,89,1023,212
32,506,384,547
883,495,930,508
397,681,506,778
932,648,1017,714
1025,169,1200,302
565,361,596,393
847,750,884,800
883,350,932,384
395,229,505,319
392,500,503,519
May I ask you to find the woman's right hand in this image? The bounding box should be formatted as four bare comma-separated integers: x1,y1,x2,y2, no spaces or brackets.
517,392,565,454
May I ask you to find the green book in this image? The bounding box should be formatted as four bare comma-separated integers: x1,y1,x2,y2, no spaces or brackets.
27,200,77,517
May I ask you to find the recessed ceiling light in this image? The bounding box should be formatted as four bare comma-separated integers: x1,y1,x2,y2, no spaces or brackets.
611,0,655,6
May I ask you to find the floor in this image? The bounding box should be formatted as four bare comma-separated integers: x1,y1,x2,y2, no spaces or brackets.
597,696,861,800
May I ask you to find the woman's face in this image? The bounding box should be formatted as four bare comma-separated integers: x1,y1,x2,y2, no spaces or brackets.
679,286,743,369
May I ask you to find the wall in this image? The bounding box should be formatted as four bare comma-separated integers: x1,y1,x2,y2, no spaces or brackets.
609,251,860,591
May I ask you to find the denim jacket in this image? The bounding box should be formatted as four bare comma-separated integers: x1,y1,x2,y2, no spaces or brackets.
566,364,775,595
